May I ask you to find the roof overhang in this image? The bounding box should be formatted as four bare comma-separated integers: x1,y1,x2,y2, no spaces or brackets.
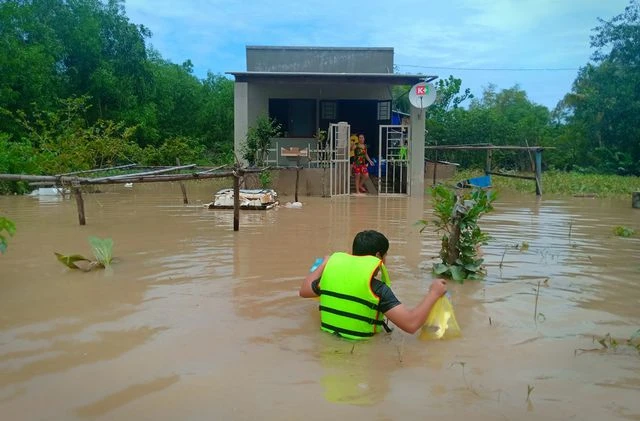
226,71,437,85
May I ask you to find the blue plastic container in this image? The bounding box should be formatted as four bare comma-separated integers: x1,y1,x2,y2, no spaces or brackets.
368,159,386,176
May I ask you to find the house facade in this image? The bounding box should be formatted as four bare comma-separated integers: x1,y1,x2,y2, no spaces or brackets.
227,46,436,196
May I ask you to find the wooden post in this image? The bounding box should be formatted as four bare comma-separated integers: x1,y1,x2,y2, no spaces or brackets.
485,149,492,175
295,156,301,202
233,170,240,232
176,159,188,204
633,192,640,209
432,161,437,186
534,150,543,196
73,186,86,226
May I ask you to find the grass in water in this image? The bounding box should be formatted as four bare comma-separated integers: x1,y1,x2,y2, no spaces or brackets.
451,169,640,197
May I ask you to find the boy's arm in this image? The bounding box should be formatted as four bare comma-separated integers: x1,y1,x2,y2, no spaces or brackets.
384,279,447,334
298,255,329,298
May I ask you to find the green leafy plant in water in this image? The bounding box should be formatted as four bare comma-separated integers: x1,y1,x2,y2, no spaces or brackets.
242,115,282,166
55,236,113,271
421,185,496,283
0,216,16,254
613,226,636,237
259,170,272,188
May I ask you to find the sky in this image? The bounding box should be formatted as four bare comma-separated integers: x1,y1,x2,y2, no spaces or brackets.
123,0,630,110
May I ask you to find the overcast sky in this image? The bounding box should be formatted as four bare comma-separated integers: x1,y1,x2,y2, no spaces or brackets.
123,0,629,109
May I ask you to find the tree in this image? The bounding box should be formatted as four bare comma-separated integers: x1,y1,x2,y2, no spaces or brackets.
560,0,640,174
243,116,282,166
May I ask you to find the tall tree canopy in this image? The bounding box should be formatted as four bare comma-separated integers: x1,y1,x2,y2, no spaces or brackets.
0,0,235,190
559,0,640,174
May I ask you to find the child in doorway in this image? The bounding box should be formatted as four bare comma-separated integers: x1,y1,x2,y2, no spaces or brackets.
351,134,373,193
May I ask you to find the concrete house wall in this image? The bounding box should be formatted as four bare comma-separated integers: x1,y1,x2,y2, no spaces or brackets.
229,46,435,197
246,46,394,73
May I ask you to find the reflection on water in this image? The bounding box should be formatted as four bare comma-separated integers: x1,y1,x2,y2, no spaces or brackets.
1,182,639,420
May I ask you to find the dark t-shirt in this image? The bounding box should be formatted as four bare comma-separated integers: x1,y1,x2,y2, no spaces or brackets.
311,278,401,313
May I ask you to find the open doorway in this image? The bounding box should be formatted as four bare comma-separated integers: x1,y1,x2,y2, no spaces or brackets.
319,99,391,159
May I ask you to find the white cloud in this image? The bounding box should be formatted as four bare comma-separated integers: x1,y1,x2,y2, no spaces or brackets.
122,0,632,108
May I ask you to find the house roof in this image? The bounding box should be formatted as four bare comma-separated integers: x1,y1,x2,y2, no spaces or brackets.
226,71,437,85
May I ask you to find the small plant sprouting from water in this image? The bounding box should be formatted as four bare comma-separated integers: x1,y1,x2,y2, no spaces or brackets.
526,384,535,402
88,236,113,267
533,278,549,324
420,185,496,283
613,226,636,237
55,236,114,271
449,361,481,397
568,219,573,240
575,330,640,356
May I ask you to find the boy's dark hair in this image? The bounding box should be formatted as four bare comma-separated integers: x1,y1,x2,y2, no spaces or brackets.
352,230,389,257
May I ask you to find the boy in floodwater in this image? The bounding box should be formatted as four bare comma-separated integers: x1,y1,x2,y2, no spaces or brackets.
299,230,447,340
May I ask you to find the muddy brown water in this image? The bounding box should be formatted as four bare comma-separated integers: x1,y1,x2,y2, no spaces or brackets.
1,182,639,421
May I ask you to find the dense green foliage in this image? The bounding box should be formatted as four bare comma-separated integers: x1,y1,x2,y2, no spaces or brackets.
0,0,234,193
418,0,640,177
0,216,16,254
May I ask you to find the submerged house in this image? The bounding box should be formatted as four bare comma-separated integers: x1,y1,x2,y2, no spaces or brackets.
227,46,437,196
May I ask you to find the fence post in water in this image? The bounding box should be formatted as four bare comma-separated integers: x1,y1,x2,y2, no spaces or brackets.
176,158,188,204
485,150,492,175
534,150,543,196
633,191,640,209
233,169,240,231
295,157,301,203
72,185,86,226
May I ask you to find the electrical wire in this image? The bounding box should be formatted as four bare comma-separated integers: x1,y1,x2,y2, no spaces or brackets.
397,64,579,72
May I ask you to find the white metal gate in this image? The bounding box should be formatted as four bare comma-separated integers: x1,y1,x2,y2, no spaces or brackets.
328,122,351,196
377,125,411,195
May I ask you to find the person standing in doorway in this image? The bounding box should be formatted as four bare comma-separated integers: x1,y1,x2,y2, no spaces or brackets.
351,133,373,194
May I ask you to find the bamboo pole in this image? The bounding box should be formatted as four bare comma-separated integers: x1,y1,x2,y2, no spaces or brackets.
0,169,262,185
488,172,537,181
56,164,137,176
0,174,81,183
90,164,197,181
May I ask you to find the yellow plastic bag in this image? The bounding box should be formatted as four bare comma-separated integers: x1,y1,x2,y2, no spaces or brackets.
420,295,461,340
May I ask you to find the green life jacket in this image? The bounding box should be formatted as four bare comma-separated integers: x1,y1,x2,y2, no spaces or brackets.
318,252,392,340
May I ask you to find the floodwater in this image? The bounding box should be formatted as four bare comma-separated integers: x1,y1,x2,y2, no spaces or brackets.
1,182,639,421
